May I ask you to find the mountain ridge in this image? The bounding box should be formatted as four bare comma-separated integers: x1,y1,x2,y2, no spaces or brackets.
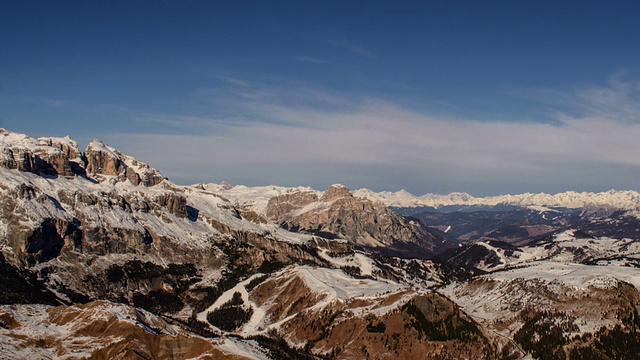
2,127,640,359
199,182,640,213
352,187,640,212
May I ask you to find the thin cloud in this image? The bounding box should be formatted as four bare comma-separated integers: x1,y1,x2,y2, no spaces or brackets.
512,72,640,124
321,38,374,58
104,75,640,194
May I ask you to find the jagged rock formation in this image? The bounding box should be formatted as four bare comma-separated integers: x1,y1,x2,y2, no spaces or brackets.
0,129,456,358
266,184,456,257
0,129,165,187
83,139,166,186
2,128,639,359
0,129,84,176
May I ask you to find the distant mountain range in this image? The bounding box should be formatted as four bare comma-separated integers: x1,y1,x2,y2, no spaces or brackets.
1,128,640,359
352,187,640,213
196,182,640,214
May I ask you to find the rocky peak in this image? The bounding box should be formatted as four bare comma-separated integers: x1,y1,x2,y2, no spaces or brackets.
83,139,165,186
124,158,166,187
36,137,84,177
0,130,166,187
37,136,83,161
266,184,453,257
84,140,124,176
321,184,351,202
265,188,319,220
0,129,81,176
219,181,233,190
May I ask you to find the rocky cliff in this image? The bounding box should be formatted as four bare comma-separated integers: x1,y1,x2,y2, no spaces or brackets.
0,129,474,359
2,128,637,359
266,184,456,257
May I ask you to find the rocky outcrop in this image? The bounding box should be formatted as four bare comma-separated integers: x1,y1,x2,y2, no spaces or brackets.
265,187,319,220
0,129,166,186
0,147,36,172
38,137,83,160
267,184,455,257
84,139,165,186
0,130,85,177
84,140,124,176
154,193,188,218
321,183,351,202
36,137,84,176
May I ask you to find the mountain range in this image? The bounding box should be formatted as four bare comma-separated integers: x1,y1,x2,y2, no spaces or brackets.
0,128,639,360
352,187,640,214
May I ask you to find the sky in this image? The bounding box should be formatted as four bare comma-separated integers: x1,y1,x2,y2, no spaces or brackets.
2,1,640,196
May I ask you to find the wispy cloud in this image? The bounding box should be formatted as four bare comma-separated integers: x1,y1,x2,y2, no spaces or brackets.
566,72,640,124
104,75,640,194
322,38,374,58
513,72,640,124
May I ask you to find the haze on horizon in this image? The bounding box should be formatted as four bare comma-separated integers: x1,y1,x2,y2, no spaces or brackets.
2,1,640,196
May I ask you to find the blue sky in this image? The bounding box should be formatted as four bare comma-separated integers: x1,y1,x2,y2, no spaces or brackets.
2,1,640,195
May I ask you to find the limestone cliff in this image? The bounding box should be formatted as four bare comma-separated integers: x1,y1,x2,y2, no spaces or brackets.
266,184,456,257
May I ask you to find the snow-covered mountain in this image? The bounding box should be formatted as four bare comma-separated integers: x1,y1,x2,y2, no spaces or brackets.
1,128,640,359
0,129,470,359
440,229,640,359
353,187,640,212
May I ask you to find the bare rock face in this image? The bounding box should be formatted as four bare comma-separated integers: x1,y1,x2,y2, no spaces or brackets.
154,193,188,218
0,130,164,186
265,188,319,220
84,140,165,186
125,166,141,185
321,183,351,202
35,149,72,176
267,184,455,257
0,147,36,172
129,159,165,187
36,137,84,176
38,137,83,160
0,130,87,177
84,140,124,176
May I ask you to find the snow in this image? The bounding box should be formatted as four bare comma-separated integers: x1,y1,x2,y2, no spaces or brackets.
294,265,402,302
0,128,41,148
0,151,321,256
441,226,640,345
353,188,423,207
200,265,408,337
212,338,271,360
484,262,640,290
317,249,377,276
442,228,640,345
196,273,267,334
196,183,320,216
86,139,119,159
353,187,640,212
527,205,563,213
0,301,181,359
